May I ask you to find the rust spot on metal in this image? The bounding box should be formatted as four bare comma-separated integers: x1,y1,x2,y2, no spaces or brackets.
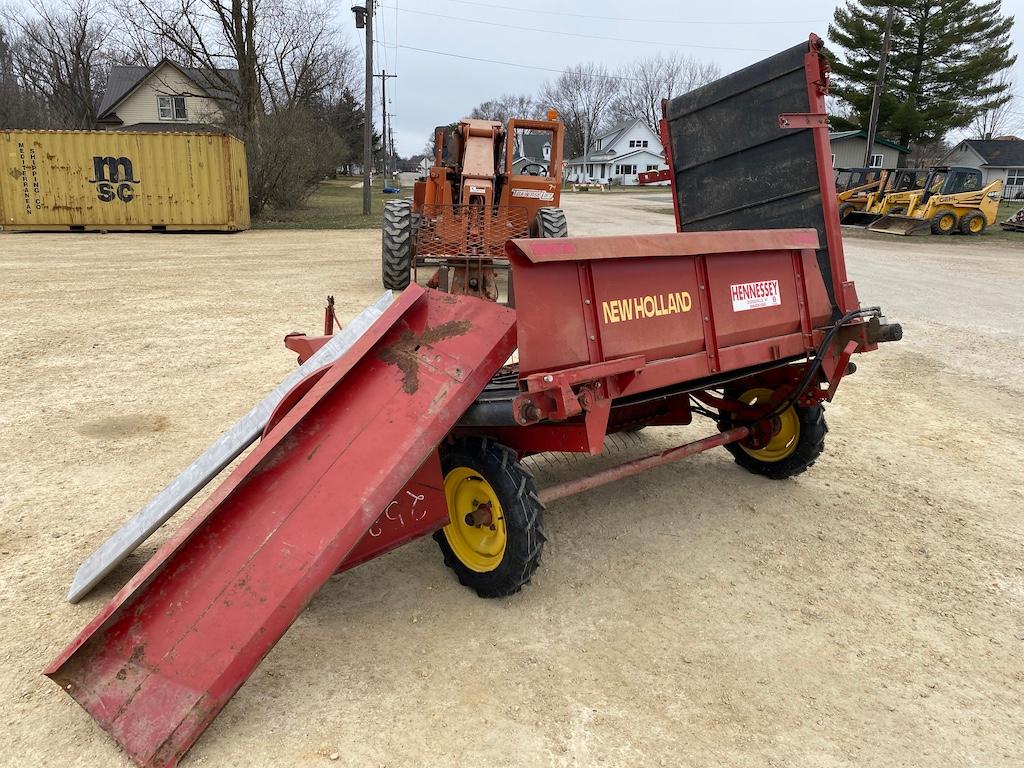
378,320,471,394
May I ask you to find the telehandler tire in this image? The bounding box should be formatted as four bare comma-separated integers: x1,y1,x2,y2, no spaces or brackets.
382,199,414,290
959,210,987,235
930,210,957,235
434,437,546,598
718,387,827,480
534,207,568,238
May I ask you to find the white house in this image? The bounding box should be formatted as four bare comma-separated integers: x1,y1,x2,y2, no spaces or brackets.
566,119,668,186
941,138,1024,200
96,59,238,132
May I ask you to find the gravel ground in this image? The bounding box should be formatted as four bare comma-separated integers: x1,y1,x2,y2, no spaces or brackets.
1,192,1022,768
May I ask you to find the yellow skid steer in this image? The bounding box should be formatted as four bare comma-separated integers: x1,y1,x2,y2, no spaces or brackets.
868,166,1003,236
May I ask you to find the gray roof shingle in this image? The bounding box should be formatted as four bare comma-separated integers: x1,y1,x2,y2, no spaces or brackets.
962,139,1024,167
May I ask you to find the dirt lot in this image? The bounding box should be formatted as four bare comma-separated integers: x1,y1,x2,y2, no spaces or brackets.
2,193,1022,767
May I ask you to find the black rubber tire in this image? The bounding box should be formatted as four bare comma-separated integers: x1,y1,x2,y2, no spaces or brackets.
719,395,828,480
958,210,986,236
930,210,957,235
382,199,414,290
434,437,546,598
838,202,857,223
534,207,568,238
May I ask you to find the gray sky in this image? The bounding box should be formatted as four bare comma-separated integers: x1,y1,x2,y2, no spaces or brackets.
365,0,1024,156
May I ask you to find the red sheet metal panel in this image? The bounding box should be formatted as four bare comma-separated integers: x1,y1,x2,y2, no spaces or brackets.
44,286,516,768
506,230,832,387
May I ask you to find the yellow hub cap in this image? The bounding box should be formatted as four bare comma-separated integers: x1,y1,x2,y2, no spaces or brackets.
939,213,955,232
442,466,507,572
969,216,984,233
737,388,800,463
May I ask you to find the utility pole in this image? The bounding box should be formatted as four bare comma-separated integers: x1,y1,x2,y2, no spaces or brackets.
388,112,396,172
863,6,895,168
362,1,373,214
374,70,397,180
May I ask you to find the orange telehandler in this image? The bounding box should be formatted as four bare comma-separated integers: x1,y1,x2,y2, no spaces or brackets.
382,113,566,301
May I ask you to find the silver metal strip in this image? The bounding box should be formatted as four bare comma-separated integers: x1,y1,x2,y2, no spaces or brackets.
67,291,395,603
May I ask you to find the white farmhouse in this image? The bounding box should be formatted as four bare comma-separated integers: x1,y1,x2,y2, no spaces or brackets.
96,59,238,132
566,119,668,186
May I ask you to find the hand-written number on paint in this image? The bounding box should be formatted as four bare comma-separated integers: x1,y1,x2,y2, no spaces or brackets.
368,491,427,537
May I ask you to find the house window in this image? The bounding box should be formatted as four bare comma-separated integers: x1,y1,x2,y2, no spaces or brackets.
616,164,637,176
646,164,659,171
869,153,884,168
628,140,635,148
641,140,648,147
542,143,550,160
1007,170,1024,185
158,95,187,121
831,153,836,167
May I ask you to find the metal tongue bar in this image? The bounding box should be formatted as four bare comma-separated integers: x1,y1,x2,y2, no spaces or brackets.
66,291,395,603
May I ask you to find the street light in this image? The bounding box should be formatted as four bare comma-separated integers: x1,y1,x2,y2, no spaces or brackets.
350,4,366,28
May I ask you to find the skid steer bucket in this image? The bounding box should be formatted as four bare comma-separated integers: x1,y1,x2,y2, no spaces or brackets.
45,285,516,768
841,210,882,227
867,213,932,236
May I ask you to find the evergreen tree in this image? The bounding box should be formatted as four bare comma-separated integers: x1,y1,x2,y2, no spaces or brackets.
828,1,1015,147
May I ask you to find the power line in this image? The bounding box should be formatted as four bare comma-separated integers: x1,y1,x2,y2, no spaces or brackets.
431,0,828,26
382,42,646,80
380,6,778,53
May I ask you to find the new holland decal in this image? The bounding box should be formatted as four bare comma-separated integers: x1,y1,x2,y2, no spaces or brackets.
601,292,692,324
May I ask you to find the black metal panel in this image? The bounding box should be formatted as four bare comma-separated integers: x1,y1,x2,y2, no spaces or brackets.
666,40,836,307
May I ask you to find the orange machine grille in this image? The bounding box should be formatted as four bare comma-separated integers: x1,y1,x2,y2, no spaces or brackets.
416,204,530,261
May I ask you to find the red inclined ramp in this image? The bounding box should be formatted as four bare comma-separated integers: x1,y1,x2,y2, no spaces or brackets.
45,286,517,768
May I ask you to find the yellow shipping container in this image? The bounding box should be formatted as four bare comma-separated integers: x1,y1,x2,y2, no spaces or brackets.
0,130,249,232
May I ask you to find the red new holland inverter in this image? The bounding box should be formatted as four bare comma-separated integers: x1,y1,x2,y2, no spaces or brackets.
46,35,901,767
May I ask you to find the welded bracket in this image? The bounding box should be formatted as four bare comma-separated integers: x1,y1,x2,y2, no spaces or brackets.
514,355,645,424
778,112,829,129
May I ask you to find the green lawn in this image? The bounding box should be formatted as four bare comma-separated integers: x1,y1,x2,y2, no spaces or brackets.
252,178,399,230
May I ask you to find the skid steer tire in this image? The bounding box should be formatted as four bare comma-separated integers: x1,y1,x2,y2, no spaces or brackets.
434,437,546,598
534,207,568,238
718,389,828,480
382,199,414,290
959,210,987,236
930,210,957,235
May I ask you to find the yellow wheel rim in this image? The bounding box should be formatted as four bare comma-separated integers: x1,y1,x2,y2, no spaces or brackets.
939,213,955,232
442,466,506,573
736,388,800,463
969,216,984,233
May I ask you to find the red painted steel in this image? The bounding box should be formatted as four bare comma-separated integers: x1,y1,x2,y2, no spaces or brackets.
801,34,855,314
335,451,448,575
537,426,751,504
506,230,832,390
45,286,516,768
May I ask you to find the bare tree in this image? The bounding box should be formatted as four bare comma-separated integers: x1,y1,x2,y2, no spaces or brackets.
539,63,618,159
0,24,46,127
3,0,112,128
123,0,262,133
261,0,355,111
969,72,1022,139
610,53,720,136
468,93,539,123
119,0,358,214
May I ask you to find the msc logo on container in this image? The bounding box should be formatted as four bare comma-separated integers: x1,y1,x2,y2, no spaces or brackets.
89,156,140,203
